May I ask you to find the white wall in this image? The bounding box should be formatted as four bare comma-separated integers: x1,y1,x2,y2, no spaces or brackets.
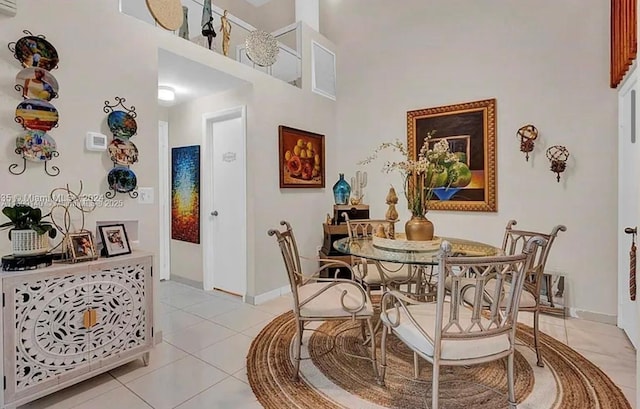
0,0,159,264
321,0,617,318
0,2,336,304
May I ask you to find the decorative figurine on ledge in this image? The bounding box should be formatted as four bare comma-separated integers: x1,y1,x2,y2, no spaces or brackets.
546,145,570,182
220,9,231,56
201,0,217,50
178,6,189,40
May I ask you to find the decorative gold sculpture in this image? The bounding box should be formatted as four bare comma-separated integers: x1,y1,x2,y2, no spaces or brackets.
384,186,399,238
220,9,231,56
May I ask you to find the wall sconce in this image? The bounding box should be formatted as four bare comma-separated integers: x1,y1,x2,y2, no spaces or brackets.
546,145,570,182
517,124,538,161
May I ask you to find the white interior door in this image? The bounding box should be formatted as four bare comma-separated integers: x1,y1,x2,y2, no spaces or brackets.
618,70,639,349
158,120,171,281
203,107,247,296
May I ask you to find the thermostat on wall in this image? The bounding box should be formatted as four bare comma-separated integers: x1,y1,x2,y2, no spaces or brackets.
86,132,108,151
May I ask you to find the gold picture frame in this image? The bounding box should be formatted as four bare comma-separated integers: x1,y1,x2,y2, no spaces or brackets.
407,98,497,212
278,126,326,188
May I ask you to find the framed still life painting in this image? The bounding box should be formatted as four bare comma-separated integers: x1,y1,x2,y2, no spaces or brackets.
278,126,325,188
407,98,497,212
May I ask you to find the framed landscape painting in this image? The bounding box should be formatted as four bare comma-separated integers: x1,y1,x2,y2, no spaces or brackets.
278,126,325,188
171,145,200,243
407,98,497,212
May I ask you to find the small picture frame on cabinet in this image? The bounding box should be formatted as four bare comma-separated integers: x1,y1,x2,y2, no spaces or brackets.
68,231,98,262
98,224,131,257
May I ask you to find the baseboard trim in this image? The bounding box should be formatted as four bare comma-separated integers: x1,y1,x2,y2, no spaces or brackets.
249,285,291,305
568,308,617,325
154,330,163,345
169,274,203,290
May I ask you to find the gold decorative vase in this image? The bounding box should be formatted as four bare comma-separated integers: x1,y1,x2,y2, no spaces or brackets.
405,215,434,241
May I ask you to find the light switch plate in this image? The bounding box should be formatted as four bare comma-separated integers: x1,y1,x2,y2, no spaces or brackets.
137,187,154,204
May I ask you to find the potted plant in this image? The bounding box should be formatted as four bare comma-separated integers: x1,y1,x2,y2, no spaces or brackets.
0,205,57,256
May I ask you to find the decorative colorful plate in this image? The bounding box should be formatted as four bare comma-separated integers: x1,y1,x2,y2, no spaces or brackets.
107,111,137,139
15,67,59,101
108,139,139,165
15,99,59,131
108,167,137,193
14,35,59,71
15,130,57,162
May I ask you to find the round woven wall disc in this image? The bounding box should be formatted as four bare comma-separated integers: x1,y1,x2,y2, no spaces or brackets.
146,0,184,30
245,30,279,67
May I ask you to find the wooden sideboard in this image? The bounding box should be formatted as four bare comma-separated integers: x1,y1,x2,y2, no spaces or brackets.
0,252,154,409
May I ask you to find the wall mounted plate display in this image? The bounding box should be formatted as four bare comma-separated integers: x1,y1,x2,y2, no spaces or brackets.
15,67,58,100
15,130,57,161
15,99,59,131
107,110,137,139
108,166,137,193
12,35,59,71
108,139,139,165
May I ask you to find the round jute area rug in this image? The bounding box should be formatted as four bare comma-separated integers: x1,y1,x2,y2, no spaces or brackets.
246,311,632,409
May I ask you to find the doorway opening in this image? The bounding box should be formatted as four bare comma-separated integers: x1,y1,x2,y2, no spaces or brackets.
157,48,250,298
202,107,247,298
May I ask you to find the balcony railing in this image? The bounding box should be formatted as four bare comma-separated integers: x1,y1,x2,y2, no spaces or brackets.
120,0,302,88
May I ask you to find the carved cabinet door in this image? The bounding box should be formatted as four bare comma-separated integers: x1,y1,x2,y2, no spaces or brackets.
85,258,153,369
3,265,92,403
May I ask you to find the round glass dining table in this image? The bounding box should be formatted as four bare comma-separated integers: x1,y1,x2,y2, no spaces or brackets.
333,236,503,265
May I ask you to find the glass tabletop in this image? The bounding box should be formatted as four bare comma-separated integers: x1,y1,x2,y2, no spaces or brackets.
333,237,503,265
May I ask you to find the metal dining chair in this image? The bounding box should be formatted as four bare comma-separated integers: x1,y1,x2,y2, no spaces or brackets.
445,220,566,368
497,220,566,367
343,214,423,298
268,220,379,382
379,237,545,409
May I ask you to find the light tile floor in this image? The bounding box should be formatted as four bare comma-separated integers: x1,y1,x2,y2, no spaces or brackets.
18,280,637,409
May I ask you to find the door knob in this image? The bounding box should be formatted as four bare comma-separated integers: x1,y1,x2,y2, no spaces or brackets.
625,227,637,235
211,211,219,216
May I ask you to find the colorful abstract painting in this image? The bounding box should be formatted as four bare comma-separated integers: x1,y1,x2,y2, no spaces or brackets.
171,145,200,243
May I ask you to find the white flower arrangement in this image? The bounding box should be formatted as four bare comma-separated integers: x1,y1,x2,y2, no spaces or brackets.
359,132,460,216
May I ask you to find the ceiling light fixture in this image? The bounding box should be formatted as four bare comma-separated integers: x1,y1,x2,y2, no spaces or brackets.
158,86,175,101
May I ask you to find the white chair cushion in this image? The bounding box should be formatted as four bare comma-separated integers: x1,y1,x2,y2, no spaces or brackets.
297,282,374,318
355,261,417,285
381,302,511,361
485,279,537,309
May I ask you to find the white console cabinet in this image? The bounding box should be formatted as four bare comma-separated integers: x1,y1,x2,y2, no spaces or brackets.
0,252,154,409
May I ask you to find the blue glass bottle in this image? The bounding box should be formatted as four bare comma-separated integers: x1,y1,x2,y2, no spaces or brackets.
332,173,351,205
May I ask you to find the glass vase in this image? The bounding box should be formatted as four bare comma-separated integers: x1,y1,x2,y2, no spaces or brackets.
332,173,351,205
